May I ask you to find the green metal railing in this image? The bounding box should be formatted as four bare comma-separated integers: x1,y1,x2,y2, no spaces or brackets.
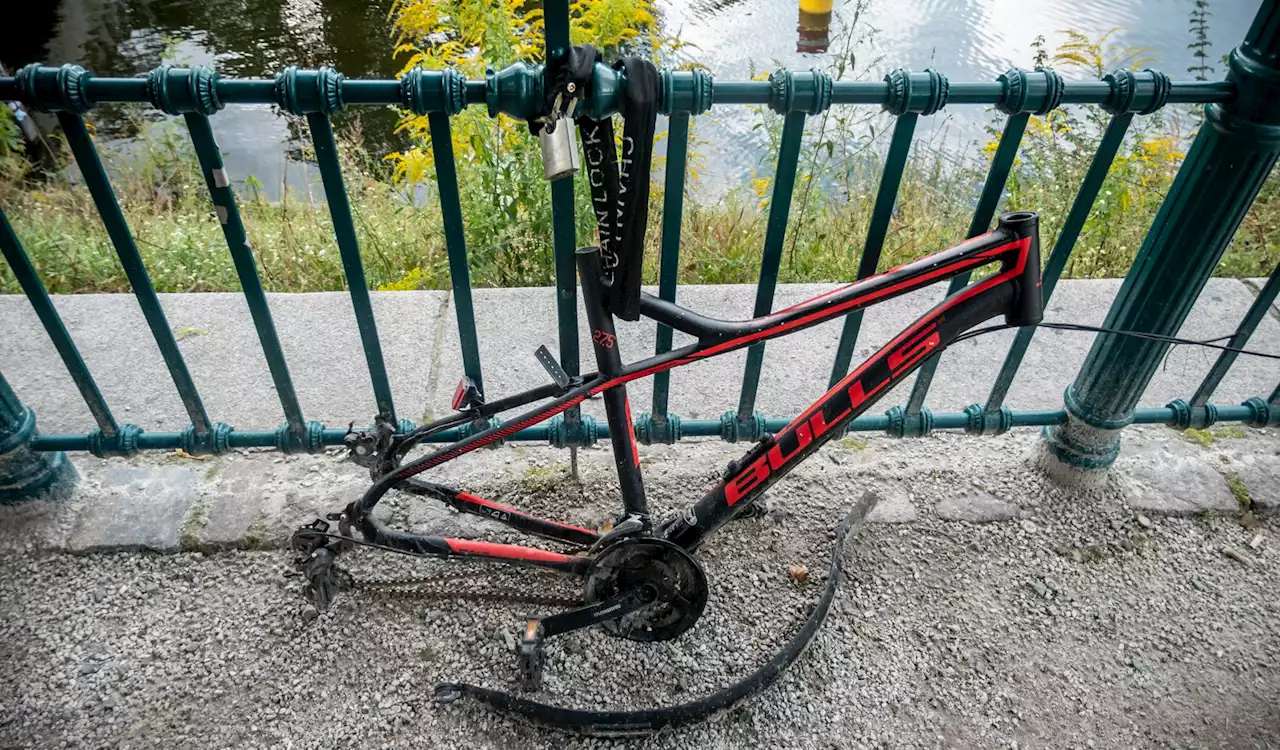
1,0,1277,501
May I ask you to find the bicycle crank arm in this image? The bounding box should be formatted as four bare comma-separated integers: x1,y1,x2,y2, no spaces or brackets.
435,490,880,738
538,583,657,638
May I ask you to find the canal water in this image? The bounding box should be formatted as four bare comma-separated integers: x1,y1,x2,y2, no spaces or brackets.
5,0,1257,195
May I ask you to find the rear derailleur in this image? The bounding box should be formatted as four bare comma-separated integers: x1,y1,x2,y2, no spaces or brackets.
290,516,355,612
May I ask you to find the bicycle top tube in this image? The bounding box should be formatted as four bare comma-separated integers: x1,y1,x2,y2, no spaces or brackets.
633,225,1027,343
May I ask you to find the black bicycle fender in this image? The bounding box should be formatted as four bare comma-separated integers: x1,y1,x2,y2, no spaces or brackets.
434,490,881,738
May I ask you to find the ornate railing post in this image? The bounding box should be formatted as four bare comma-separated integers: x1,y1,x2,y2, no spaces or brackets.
1041,0,1280,477
0,371,77,502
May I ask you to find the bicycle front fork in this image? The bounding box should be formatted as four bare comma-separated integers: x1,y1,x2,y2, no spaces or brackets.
576,247,650,529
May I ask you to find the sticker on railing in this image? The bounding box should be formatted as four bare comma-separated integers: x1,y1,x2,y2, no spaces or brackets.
212,168,230,188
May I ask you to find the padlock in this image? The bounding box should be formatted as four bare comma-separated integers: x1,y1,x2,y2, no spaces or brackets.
538,116,580,181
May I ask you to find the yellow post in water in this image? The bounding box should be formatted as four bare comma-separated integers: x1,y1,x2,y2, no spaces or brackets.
797,0,833,53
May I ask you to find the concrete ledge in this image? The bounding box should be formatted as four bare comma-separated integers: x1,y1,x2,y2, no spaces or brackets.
1,281,1276,555
1,279,1276,435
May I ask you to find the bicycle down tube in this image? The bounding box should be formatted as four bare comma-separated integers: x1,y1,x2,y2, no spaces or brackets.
351,212,1042,562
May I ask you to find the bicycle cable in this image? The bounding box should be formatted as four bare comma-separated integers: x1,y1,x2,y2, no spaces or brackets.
952,321,1280,361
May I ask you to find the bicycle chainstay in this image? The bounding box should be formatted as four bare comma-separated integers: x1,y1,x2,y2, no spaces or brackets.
293,527,585,610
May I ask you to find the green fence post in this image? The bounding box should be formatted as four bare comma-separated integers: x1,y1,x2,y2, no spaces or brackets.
641,111,690,445
828,112,918,388
1168,266,1280,429
634,69,713,445
728,69,832,441
185,112,310,443
0,370,77,503
428,111,485,396
58,111,216,440
984,112,1134,414
542,0,594,450
1042,2,1280,475
731,109,805,440
306,111,399,425
0,205,121,438
827,68,953,388
894,110,1029,435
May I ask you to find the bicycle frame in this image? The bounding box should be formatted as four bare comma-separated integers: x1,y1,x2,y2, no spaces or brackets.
348,212,1042,570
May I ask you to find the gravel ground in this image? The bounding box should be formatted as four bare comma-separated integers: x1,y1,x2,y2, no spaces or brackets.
2,437,1278,749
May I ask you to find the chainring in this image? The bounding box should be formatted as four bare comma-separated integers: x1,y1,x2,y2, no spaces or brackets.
582,538,708,642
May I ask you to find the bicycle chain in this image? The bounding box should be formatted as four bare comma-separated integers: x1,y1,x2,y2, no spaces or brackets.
349,568,584,609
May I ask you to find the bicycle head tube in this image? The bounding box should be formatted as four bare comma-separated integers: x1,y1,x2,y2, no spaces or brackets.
996,211,1043,328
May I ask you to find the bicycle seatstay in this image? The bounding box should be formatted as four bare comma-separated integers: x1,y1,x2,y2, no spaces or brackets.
353,213,1040,559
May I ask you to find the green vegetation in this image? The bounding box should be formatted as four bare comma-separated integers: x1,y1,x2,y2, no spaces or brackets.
1226,473,1252,511
243,512,271,549
838,436,868,450
1182,425,1247,447
520,463,571,493
0,7,1275,296
179,498,211,551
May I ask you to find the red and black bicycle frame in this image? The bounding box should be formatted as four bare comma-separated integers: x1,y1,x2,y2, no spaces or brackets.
349,212,1042,570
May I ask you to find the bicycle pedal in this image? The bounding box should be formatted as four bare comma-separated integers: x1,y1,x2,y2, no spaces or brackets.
535,344,571,389
516,619,546,691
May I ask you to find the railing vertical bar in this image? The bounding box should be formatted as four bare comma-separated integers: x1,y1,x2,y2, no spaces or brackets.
828,112,919,388
904,112,1029,417
184,113,308,435
57,112,213,435
550,179,580,383
736,111,808,420
651,112,690,419
0,205,119,436
544,0,582,436
306,113,398,423
428,111,485,394
1190,265,1280,406
985,113,1134,411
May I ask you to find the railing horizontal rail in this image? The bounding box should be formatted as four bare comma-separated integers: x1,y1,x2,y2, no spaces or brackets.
26,402,1273,454
0,66,1232,118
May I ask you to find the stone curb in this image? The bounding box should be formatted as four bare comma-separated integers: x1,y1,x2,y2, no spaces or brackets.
0,426,1273,556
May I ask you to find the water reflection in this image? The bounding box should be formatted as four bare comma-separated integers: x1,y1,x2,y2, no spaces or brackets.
2,0,1258,196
